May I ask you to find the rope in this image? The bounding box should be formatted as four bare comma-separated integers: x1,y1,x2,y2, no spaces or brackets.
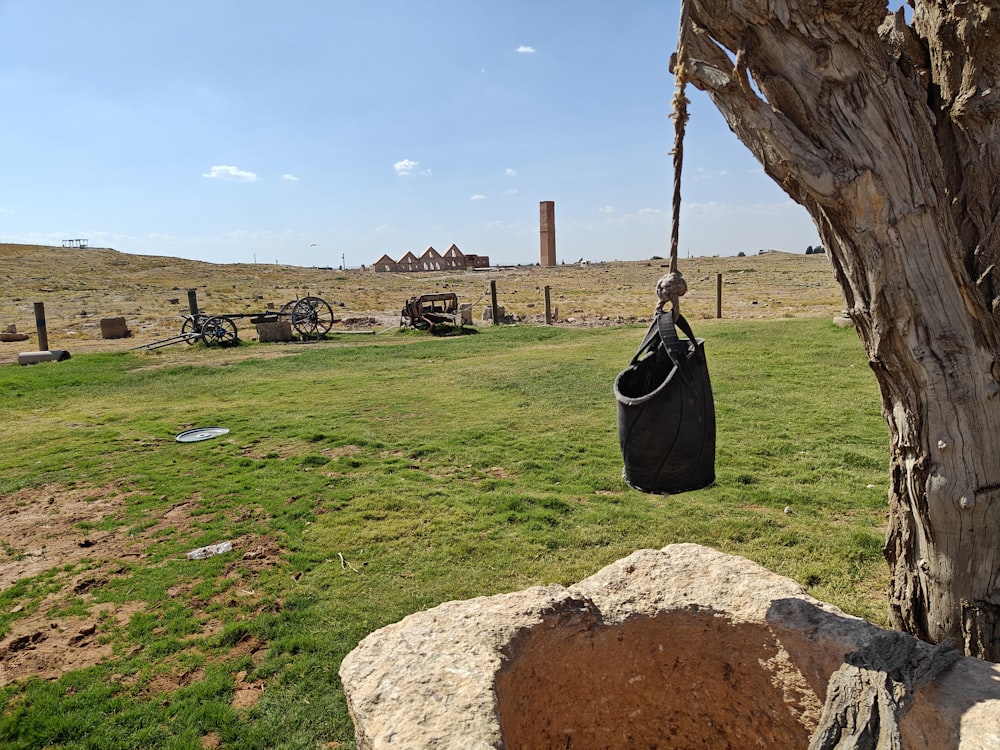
657,4,692,320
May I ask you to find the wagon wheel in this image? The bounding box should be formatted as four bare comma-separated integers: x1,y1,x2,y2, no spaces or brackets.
280,300,297,316
291,296,334,338
200,316,239,348
181,314,208,345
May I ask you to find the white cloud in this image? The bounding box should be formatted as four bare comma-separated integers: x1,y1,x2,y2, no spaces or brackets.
694,167,731,180
638,207,662,215
502,188,519,196
394,159,420,176
684,200,800,218
505,168,517,177
281,174,300,182
599,205,616,214
469,194,487,201
516,45,536,54
202,165,258,182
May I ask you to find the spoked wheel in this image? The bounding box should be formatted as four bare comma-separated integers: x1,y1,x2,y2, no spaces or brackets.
291,296,334,338
181,314,208,344
200,316,239,348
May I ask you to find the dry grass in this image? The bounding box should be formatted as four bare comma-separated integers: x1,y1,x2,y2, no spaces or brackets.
0,243,845,362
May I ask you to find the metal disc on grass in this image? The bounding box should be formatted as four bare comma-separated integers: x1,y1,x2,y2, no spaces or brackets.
175,427,230,443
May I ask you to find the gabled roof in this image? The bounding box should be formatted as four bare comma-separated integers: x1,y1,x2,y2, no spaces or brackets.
420,246,443,260
374,254,395,266
444,244,465,258
398,251,420,264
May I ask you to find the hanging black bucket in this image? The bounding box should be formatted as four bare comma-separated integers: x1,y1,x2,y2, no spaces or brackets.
615,311,715,494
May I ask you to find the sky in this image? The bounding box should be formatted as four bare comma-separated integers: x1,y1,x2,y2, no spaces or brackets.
0,1,821,269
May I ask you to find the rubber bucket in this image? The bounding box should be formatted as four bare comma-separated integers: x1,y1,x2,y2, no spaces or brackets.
615,314,716,494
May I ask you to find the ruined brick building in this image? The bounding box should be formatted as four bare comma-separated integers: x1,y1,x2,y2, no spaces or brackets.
373,244,489,272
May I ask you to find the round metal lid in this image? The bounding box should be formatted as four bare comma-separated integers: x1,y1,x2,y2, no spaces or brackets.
175,427,230,443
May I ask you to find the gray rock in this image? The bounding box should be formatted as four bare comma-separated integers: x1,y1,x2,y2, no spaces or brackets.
340,544,1000,749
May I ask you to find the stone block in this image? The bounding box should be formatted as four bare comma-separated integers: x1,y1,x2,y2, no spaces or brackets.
482,305,505,322
256,320,293,342
99,317,131,339
0,324,29,342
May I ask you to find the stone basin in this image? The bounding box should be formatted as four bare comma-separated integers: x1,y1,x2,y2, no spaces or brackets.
340,544,1000,749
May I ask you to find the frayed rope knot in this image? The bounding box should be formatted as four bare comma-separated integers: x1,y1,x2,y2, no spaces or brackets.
656,271,688,305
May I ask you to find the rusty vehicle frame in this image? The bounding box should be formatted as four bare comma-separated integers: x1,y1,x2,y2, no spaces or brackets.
400,293,460,330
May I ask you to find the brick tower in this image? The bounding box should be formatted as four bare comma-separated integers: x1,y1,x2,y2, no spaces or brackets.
540,201,556,267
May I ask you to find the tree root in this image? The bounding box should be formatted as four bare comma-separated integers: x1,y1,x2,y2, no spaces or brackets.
808,633,960,749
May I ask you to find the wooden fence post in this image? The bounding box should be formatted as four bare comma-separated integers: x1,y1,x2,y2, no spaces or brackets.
490,280,499,326
33,302,49,351
544,286,552,325
716,273,723,319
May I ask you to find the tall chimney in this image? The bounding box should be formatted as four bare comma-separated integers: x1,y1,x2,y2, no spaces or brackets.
540,201,556,267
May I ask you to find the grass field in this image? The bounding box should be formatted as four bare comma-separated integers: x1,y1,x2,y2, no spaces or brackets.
0,310,887,749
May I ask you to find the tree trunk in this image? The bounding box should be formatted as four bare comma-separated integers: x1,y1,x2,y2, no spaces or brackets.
677,0,1000,659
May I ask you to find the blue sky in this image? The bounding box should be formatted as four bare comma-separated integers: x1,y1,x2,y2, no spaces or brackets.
0,1,820,268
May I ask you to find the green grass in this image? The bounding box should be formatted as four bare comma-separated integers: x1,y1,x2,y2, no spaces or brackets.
0,318,887,749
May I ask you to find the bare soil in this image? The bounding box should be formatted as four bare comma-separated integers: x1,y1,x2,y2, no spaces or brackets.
0,482,280,694
496,608,822,748
0,484,146,686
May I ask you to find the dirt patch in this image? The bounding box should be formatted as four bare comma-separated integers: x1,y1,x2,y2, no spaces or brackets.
234,536,283,571
0,483,137,590
0,597,146,687
0,483,283,688
338,316,382,330
240,439,299,461
321,445,364,459
0,484,166,686
232,667,267,709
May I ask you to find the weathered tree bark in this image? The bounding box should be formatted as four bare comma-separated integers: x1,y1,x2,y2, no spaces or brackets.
677,0,1000,659
807,634,959,749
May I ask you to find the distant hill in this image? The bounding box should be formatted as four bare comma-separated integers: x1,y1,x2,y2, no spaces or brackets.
0,243,845,358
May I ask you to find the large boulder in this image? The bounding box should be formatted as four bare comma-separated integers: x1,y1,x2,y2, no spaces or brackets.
340,544,1000,749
